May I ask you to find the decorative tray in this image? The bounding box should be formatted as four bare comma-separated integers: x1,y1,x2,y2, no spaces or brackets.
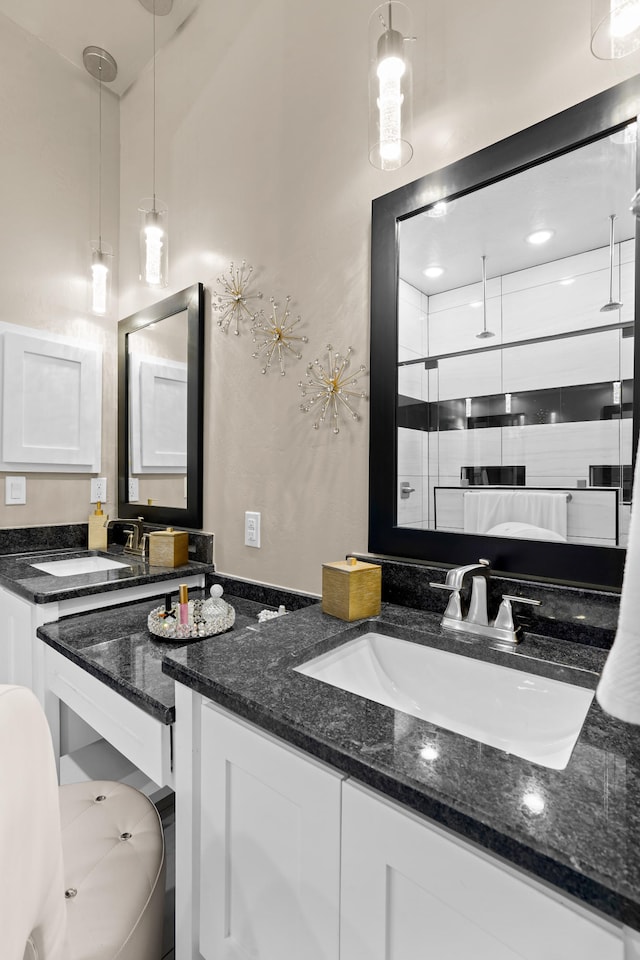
148,585,235,641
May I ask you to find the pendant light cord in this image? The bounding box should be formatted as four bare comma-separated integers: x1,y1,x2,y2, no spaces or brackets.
152,0,157,211
98,64,103,251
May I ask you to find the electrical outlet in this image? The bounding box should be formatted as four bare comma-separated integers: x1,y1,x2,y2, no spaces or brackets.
90,477,107,503
128,477,140,502
244,511,261,548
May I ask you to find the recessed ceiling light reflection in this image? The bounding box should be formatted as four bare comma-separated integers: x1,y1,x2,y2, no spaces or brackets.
426,201,449,218
424,265,444,278
559,277,575,286
522,790,546,815
469,300,482,308
420,743,439,762
527,229,554,245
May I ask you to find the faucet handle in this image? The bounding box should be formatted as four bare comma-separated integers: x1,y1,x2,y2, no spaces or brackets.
494,594,541,631
429,582,463,621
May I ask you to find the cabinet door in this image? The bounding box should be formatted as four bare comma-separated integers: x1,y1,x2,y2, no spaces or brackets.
199,702,342,960
0,587,34,687
341,781,624,960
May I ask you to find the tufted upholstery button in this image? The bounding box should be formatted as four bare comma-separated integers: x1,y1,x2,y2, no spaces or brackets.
95,795,106,802
65,887,77,899
120,832,132,840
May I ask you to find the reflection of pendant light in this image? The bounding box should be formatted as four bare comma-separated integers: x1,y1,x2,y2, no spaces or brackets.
476,256,495,339
138,0,172,287
601,214,623,311
83,46,117,316
591,0,640,58
368,2,414,171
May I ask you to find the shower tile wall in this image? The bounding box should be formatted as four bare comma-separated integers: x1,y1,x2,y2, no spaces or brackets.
397,241,634,538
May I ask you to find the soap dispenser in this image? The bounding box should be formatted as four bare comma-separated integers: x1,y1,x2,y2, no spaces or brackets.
88,501,108,550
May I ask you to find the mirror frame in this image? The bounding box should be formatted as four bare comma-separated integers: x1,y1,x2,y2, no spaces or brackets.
369,77,640,589
118,282,205,529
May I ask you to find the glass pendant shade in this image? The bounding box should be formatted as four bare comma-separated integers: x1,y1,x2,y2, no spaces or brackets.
591,0,640,58
139,198,168,286
368,1,413,170
89,241,113,315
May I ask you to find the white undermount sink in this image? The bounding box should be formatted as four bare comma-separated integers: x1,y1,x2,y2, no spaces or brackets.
30,555,130,577
295,631,595,769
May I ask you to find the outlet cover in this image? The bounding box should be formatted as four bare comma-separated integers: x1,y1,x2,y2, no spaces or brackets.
91,477,107,503
128,477,139,502
244,511,261,548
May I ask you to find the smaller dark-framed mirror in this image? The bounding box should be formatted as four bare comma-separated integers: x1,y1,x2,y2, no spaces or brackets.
118,283,204,529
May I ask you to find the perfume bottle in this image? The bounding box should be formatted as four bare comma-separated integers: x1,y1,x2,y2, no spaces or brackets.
179,584,189,626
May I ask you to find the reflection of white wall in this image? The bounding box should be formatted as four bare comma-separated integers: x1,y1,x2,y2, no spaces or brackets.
398,280,428,401
398,243,634,532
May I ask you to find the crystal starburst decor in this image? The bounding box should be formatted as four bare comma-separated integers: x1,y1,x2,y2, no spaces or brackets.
299,345,369,434
213,260,263,335
252,297,308,375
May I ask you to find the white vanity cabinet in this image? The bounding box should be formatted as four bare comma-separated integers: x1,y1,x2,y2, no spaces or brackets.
178,692,640,960
341,780,628,960
198,702,343,960
0,573,204,761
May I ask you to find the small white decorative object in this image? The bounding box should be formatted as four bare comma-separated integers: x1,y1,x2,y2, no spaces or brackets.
257,605,288,623
147,584,235,641
299,344,369,434
213,260,263,335
252,297,308,375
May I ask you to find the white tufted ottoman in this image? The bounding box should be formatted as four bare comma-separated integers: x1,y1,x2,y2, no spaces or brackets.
0,685,165,960
59,780,166,960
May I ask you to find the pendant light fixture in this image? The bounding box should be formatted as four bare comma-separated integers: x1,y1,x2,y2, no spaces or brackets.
368,2,414,170
476,256,495,339
591,0,640,58
84,46,117,316
601,214,623,311
138,0,172,287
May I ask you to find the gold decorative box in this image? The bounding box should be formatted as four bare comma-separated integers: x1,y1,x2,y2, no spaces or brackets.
148,527,189,568
321,557,382,622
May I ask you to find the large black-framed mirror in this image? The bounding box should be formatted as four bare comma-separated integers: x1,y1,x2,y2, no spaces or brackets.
118,283,204,529
369,77,640,589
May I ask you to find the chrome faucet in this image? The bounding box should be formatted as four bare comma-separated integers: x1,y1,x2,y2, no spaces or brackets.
430,558,540,645
105,517,147,557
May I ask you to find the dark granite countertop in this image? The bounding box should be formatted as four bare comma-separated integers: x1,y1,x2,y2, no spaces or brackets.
162,602,640,931
0,547,213,603
36,590,270,723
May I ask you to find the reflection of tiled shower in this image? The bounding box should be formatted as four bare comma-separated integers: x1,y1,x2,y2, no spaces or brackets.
397,240,634,541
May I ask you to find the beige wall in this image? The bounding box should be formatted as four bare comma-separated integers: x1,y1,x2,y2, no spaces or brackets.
0,12,119,529
117,0,640,595
2,2,640,591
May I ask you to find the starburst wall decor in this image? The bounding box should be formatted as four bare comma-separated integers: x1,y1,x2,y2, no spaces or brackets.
299,344,368,434
213,260,262,335
251,296,308,375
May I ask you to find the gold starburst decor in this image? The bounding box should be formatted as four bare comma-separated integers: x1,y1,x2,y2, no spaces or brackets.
299,344,368,434
213,260,263,335
252,296,308,376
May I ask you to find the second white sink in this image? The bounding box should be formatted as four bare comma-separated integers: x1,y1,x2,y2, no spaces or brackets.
31,555,130,577
295,631,594,769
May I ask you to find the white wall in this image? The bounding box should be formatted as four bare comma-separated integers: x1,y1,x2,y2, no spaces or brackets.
117,0,640,594
0,12,119,527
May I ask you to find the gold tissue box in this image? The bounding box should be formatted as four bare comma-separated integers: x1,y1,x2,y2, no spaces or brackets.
321,558,382,622
147,527,189,568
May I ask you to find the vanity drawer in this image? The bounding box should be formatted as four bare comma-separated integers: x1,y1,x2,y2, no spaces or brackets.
45,647,173,788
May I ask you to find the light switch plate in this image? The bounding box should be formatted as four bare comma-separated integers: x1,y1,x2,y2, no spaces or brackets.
5,476,26,505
